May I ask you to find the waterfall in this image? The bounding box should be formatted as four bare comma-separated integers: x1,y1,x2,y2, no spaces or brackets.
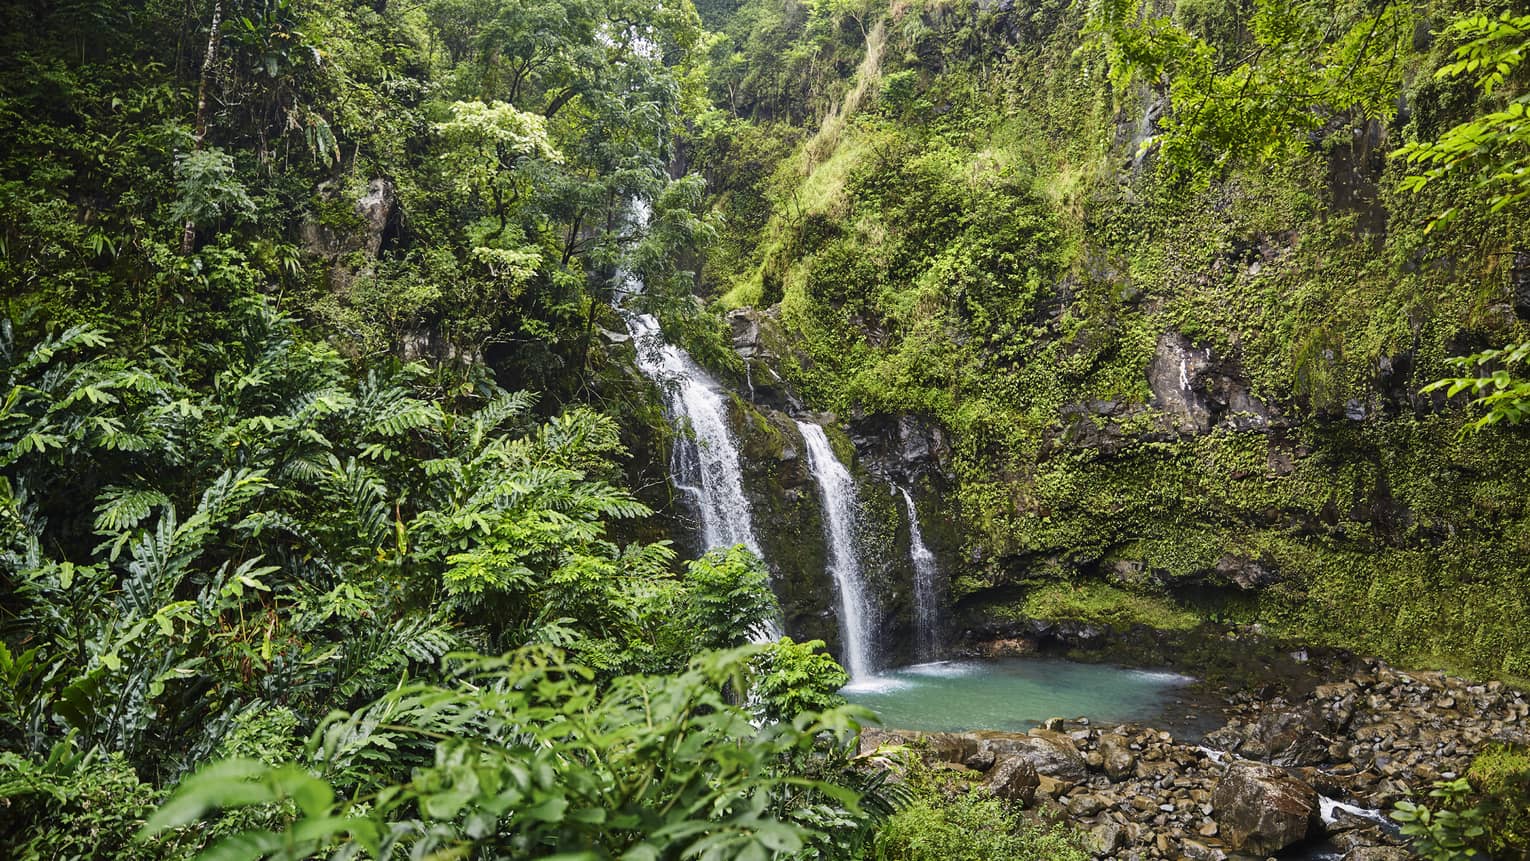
626,316,763,557
796,421,873,679
617,201,763,558
899,487,940,661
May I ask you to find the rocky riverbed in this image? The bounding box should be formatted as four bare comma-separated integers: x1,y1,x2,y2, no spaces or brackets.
859,659,1529,860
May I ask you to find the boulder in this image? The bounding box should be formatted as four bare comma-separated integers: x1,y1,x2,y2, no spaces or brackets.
985,755,1040,805
976,730,1089,782
1180,839,1227,861
1098,733,1136,781
1065,793,1107,817
1211,762,1319,855
1245,707,1333,766
921,732,979,765
1035,774,1072,800
1084,820,1123,855
962,747,996,772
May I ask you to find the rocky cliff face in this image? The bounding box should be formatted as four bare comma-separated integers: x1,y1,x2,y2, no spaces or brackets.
622,303,965,667
722,309,943,666
698,0,1530,679
645,0,1530,679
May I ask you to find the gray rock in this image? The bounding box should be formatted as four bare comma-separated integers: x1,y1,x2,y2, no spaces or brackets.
1246,707,1333,766
354,178,396,257
1214,554,1283,591
963,747,996,772
1085,820,1123,855
1180,839,1226,861
300,178,396,260
1065,793,1106,817
975,731,1089,783
1146,330,1276,435
921,732,979,764
985,755,1040,805
1147,331,1216,433
1098,733,1137,781
1342,849,1412,861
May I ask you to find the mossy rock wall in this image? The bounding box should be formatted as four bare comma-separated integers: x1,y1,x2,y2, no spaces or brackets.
698,0,1530,679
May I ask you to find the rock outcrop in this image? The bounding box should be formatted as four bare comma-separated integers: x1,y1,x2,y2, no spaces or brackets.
1146,331,1277,435
1211,762,1318,855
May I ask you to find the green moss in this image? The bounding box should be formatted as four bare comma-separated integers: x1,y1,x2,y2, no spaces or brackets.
1468,744,1530,858
1020,582,1201,633
1470,745,1530,795
704,0,1530,680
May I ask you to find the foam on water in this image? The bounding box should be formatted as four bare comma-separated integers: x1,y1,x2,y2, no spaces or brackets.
903,660,981,679
1319,796,1391,828
841,676,911,695
1129,669,1197,683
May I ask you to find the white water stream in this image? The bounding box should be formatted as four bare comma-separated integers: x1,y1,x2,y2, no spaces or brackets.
626,313,763,556
797,421,873,679
899,487,941,661
618,201,763,559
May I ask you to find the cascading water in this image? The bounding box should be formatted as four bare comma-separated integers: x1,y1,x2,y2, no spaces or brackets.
899,487,941,661
616,200,762,558
796,421,873,679
626,313,763,556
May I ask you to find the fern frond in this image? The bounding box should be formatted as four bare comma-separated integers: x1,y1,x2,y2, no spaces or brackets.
466,391,536,447
366,394,440,438
93,486,171,535
331,614,460,700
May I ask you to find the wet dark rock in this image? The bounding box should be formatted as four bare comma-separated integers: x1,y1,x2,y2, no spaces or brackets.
728,405,836,646
985,755,1040,804
1146,331,1278,436
846,412,953,485
727,307,803,413
1239,706,1334,766
1212,554,1283,591
1211,762,1319,855
1514,248,1530,321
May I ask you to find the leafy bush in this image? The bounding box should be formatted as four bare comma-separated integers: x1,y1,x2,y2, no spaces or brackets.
873,790,1087,861
1469,744,1530,860
0,744,184,861
1392,778,1489,860
143,646,875,861
753,636,850,722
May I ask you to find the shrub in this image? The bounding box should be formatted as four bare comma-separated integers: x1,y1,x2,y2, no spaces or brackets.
873,790,1087,861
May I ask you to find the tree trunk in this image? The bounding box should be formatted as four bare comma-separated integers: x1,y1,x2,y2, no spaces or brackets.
181,0,224,255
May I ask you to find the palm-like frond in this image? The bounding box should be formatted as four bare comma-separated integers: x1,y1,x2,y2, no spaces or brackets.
331,613,459,699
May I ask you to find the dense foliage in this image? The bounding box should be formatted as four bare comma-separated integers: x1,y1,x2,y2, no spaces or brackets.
698,0,1530,678
6,0,1530,857
0,0,1104,857
0,0,887,857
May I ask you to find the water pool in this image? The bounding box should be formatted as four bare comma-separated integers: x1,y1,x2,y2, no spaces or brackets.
841,658,1201,733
